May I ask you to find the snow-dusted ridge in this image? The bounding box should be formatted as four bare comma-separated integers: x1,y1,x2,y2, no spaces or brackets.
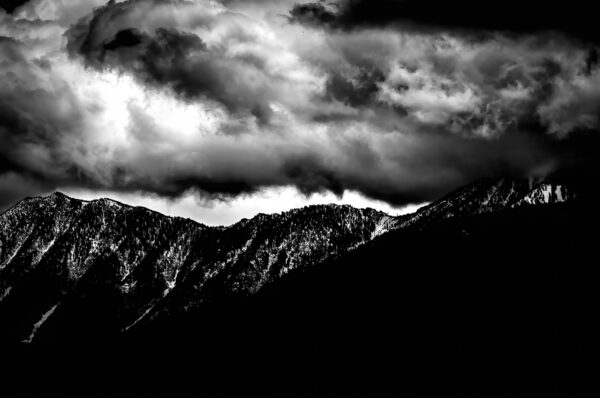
398,177,576,229
0,178,578,343
22,304,58,343
0,193,402,342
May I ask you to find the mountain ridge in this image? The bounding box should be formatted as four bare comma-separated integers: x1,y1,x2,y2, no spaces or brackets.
0,193,397,343
398,177,574,229
0,176,579,343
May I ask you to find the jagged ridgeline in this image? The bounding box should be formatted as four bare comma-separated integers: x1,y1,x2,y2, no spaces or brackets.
0,192,398,342
0,178,575,343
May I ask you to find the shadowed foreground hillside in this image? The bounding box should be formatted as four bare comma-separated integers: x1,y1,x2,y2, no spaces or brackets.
5,200,597,396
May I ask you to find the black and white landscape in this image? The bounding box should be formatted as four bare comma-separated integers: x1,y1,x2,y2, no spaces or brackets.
1,0,599,396
1,177,598,395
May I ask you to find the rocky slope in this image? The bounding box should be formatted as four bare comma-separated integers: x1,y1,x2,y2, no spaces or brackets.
0,177,577,343
0,194,395,342
399,177,574,228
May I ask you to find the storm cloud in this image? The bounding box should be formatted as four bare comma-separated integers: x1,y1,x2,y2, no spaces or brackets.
290,0,600,45
65,0,322,123
0,0,30,14
0,0,599,211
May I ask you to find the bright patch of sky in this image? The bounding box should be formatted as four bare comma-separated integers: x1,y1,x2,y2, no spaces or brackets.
62,186,426,226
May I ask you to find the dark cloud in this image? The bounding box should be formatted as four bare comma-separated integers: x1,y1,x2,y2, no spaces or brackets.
102,28,144,50
289,1,338,27
0,32,571,206
70,25,270,121
0,37,102,194
324,69,385,107
0,0,30,14
312,28,600,137
1,0,599,212
585,49,599,75
290,0,600,44
65,0,315,123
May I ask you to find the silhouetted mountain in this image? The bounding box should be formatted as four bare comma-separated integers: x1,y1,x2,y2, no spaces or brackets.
121,199,596,397
0,177,580,344
0,193,395,343
0,177,593,395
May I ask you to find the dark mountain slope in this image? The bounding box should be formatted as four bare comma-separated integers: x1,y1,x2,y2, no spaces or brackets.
0,180,595,396
0,194,394,343
106,200,596,396
0,177,581,344
0,193,205,342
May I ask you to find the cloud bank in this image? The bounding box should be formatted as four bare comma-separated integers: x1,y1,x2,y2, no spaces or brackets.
0,0,599,211
290,0,600,45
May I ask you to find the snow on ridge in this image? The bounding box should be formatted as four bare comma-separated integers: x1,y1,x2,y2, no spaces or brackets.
122,301,158,332
371,215,396,239
1,177,580,341
98,198,124,209
517,182,572,206
22,304,59,343
556,185,564,202
32,238,57,265
0,286,12,303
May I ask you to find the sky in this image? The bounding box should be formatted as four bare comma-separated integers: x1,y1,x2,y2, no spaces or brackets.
1,0,598,225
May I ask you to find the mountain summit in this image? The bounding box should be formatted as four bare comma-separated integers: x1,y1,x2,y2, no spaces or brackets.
399,177,574,228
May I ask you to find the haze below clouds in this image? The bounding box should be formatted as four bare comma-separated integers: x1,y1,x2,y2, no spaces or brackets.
0,0,598,222
61,186,425,226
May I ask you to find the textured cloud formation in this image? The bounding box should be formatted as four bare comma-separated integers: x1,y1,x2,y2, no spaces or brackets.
0,0,599,211
65,0,322,123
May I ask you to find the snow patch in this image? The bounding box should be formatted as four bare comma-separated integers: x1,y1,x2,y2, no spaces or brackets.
23,304,58,343
33,238,57,264
555,185,564,202
541,184,551,203
0,286,12,303
371,216,392,239
100,198,122,209
123,302,156,332
1,241,24,269
166,268,180,291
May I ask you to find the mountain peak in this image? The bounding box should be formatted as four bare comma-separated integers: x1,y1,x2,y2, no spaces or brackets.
20,191,68,203
49,191,68,198
399,177,577,228
96,197,125,208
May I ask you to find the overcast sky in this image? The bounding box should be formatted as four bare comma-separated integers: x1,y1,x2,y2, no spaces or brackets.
1,0,598,224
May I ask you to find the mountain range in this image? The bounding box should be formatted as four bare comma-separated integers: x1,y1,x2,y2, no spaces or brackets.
0,177,575,345
2,175,598,397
